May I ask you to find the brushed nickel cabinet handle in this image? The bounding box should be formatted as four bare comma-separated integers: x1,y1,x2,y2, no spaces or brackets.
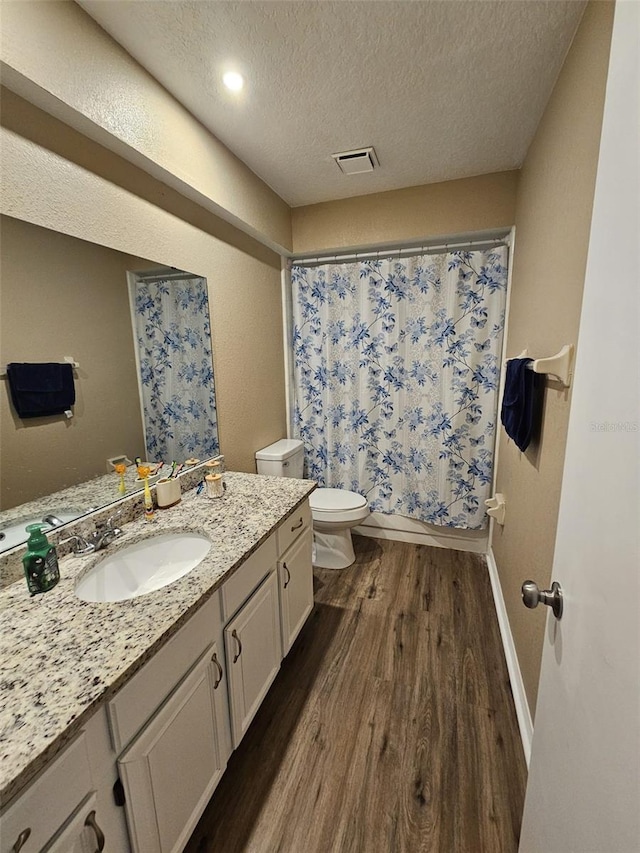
283,562,291,589
211,651,223,688
232,629,242,663
291,518,303,532
13,828,31,852
84,810,105,852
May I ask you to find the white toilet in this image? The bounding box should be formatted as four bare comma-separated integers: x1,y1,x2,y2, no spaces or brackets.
255,439,369,570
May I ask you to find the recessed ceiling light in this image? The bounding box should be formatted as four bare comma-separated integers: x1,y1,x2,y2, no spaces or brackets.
223,71,244,92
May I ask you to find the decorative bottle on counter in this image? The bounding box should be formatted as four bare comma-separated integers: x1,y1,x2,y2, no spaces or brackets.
22,523,60,595
143,475,155,521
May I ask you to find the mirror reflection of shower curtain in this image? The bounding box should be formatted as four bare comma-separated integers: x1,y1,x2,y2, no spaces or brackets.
291,245,508,530
131,273,219,462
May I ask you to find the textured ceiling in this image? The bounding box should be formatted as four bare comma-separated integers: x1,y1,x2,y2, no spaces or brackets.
78,0,586,207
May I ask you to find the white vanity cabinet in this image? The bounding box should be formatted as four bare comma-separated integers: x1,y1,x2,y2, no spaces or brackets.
220,533,282,748
0,711,128,853
0,735,94,853
108,592,230,853
1,497,315,853
277,503,314,655
118,644,226,853
224,570,282,747
223,500,313,745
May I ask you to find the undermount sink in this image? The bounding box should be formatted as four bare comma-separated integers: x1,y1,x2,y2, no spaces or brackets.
74,532,212,603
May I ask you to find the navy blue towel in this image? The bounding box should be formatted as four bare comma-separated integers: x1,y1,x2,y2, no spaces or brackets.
501,358,539,452
6,362,75,418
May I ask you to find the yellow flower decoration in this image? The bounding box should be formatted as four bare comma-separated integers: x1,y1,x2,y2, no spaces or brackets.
114,463,127,475
137,465,151,479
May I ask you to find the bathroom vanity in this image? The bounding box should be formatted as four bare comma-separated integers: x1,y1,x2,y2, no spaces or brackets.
0,473,315,853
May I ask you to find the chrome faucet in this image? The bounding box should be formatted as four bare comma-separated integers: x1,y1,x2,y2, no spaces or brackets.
58,533,95,556
60,510,124,555
92,508,124,548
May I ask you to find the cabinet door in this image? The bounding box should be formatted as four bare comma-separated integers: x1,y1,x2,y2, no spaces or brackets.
225,571,282,748
279,527,314,655
45,793,103,853
118,644,225,853
0,735,93,853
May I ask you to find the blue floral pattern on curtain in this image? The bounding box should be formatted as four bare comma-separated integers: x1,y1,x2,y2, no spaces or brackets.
291,247,508,530
133,275,219,461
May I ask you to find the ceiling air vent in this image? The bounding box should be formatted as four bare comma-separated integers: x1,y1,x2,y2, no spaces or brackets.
332,147,379,175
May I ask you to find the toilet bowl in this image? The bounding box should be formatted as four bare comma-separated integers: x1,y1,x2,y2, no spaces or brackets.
255,439,369,570
308,488,369,569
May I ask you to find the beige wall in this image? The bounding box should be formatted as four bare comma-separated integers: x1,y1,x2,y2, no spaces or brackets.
0,0,292,253
291,171,519,253
0,217,151,508
493,0,614,717
1,109,287,478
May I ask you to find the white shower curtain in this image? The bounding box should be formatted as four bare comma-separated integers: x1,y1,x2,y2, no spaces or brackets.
291,246,508,530
132,275,219,462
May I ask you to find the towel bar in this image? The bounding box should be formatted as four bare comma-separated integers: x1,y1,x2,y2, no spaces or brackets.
505,344,574,388
1,356,80,379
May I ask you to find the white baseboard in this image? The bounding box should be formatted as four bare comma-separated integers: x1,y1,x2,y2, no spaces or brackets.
354,511,488,554
485,548,533,765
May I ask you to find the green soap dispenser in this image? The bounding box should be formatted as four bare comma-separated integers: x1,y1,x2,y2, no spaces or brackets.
22,523,60,595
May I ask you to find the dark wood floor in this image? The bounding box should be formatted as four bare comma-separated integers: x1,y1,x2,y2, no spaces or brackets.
185,536,527,853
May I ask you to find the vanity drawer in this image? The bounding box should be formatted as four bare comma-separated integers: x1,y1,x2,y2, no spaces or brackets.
276,500,312,557
0,733,92,853
108,591,222,753
221,535,277,621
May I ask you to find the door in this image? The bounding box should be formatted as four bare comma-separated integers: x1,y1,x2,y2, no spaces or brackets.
225,570,282,748
519,6,639,852
118,644,225,853
279,527,314,655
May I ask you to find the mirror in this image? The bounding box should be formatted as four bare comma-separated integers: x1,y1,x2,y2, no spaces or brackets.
0,215,219,553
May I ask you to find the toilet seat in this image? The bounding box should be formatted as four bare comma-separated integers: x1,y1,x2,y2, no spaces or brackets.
309,488,368,524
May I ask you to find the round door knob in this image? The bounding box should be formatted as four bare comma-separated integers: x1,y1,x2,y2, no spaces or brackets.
522,580,541,609
521,580,563,620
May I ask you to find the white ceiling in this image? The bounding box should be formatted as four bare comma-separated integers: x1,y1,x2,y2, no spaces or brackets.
78,0,586,208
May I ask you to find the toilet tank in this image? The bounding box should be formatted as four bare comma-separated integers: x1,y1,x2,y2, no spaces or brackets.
255,439,304,478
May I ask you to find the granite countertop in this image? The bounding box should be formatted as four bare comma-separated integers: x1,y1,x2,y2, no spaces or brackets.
0,472,316,805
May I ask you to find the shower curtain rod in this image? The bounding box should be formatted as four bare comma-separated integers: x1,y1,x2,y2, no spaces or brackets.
134,270,203,283
291,235,509,268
